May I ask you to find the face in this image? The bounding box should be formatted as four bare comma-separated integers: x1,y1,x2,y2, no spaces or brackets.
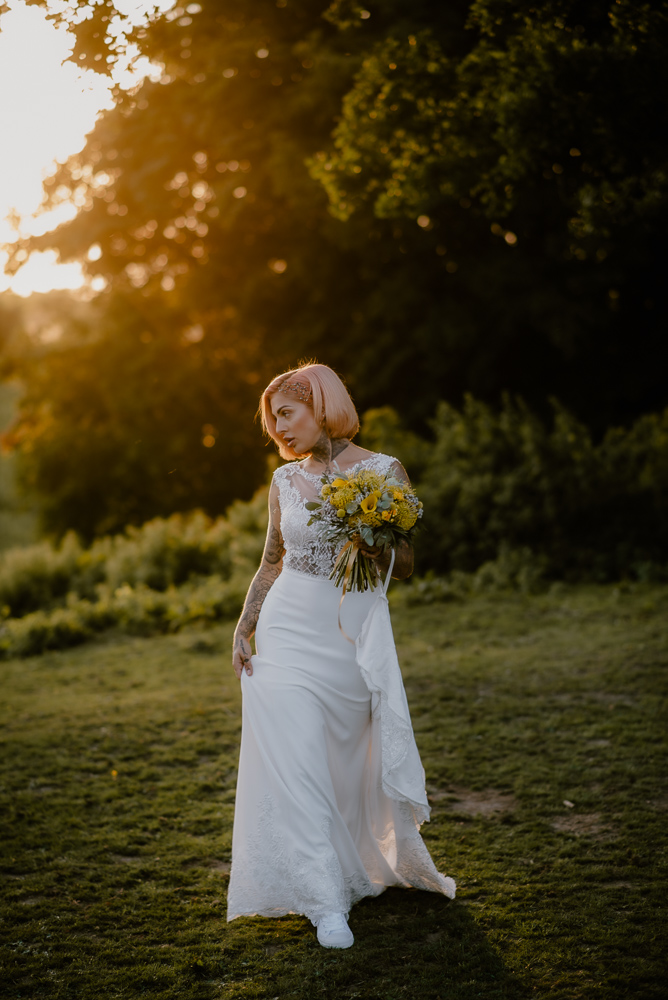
271,391,322,455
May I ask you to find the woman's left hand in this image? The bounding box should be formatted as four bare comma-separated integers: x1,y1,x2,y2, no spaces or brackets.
358,541,390,570
358,537,413,580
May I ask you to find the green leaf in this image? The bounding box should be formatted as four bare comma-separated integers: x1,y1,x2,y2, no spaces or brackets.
360,525,374,545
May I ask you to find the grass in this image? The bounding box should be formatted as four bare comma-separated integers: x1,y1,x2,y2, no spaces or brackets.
1,583,666,999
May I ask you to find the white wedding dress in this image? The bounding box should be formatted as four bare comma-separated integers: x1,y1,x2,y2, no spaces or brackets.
226,453,455,924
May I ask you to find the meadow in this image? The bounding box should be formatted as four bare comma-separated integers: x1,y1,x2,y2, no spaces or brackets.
1,583,666,1000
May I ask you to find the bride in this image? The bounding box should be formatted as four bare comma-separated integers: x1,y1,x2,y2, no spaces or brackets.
227,363,455,948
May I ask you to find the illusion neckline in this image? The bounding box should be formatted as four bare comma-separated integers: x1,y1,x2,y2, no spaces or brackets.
294,453,388,482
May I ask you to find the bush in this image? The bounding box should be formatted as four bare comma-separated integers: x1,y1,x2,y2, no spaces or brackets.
416,397,668,581
0,574,251,660
0,532,85,618
395,545,549,607
359,406,433,479
0,484,269,657
0,487,268,619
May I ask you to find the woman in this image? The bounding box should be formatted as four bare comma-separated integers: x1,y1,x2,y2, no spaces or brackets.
227,363,455,948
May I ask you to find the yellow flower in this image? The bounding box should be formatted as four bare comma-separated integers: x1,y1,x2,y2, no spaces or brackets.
328,484,357,510
360,491,380,513
336,508,346,518
360,510,382,527
395,503,418,530
331,478,348,489
355,470,383,491
381,509,393,521
393,489,405,501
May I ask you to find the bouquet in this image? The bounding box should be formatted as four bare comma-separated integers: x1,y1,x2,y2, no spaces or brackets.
305,467,423,593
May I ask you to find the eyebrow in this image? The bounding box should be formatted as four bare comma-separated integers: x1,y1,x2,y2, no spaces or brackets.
273,404,292,417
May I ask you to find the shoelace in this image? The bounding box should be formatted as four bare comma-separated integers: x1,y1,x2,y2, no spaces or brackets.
318,913,347,934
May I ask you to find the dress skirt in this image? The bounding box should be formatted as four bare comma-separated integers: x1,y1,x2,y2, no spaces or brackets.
226,567,455,924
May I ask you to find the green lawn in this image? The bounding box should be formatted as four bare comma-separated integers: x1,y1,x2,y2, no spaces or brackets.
1,584,666,999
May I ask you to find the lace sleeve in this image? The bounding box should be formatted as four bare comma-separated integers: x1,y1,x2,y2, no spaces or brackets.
388,458,411,487
272,462,299,515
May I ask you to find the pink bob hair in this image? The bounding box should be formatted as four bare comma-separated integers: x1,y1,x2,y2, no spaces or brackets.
260,363,360,460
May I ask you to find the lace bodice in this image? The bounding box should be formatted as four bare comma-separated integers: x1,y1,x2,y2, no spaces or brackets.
273,452,399,578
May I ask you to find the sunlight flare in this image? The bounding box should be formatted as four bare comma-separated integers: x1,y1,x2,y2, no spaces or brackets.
0,0,171,296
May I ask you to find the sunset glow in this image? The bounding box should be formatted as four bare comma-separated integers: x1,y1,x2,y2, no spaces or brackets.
0,0,171,297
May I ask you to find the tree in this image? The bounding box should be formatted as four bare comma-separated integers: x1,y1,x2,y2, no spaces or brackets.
313,0,668,429
5,0,371,535
2,290,271,539
3,0,668,536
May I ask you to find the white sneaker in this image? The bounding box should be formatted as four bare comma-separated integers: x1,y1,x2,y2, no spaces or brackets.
316,912,354,949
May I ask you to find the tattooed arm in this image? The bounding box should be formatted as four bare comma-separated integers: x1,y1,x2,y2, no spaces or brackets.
357,459,414,581
232,480,285,679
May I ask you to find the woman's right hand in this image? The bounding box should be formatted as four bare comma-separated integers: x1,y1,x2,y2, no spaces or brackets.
233,632,253,679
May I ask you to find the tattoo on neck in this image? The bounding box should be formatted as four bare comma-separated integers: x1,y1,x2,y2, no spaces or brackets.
310,435,350,472
331,438,351,460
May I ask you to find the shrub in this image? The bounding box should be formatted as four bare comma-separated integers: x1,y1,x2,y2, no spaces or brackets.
0,532,86,618
0,487,268,619
359,406,433,479
0,574,251,660
416,397,668,581
395,545,549,607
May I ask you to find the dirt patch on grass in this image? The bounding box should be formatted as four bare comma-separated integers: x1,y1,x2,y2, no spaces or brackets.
180,857,230,872
206,859,231,873
428,786,518,817
589,692,637,707
550,812,612,838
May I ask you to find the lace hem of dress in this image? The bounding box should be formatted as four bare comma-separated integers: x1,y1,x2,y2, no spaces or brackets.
226,792,453,924
227,793,381,923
